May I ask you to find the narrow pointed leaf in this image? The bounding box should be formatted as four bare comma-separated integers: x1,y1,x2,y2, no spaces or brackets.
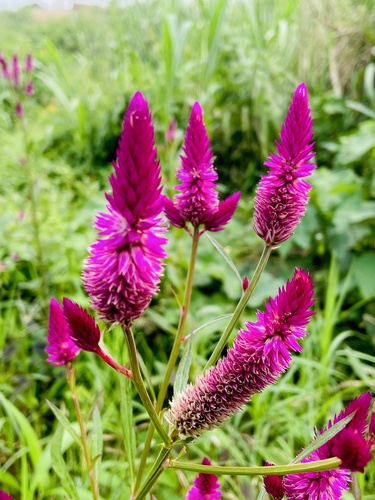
174,332,193,396
290,412,355,464
46,399,81,448
205,233,242,284
51,424,80,500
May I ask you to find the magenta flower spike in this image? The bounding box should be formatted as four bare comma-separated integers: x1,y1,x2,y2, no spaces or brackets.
186,458,222,500
15,102,23,117
25,80,34,96
62,298,101,352
83,92,167,325
46,298,81,366
11,55,21,88
164,102,240,232
0,492,15,500
253,83,315,247
169,269,314,437
0,53,9,78
25,53,33,72
284,392,374,499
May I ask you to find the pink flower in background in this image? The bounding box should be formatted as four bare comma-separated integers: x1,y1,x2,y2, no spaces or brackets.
169,269,314,437
46,298,81,366
0,53,9,78
165,117,176,143
25,80,34,95
164,102,240,232
186,458,222,500
253,83,315,247
83,92,167,325
0,52,35,116
284,392,374,499
25,53,33,72
15,102,23,117
11,55,21,88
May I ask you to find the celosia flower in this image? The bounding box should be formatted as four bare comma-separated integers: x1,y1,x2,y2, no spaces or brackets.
0,52,34,116
25,53,33,72
25,81,34,96
186,458,222,500
83,92,167,325
253,83,315,247
0,491,15,500
283,392,374,499
63,298,101,352
165,117,176,143
164,102,240,232
46,298,81,366
169,269,314,437
263,462,285,500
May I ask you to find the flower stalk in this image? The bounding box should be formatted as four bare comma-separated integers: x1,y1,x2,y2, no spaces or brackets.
66,363,99,500
204,243,272,371
122,325,170,446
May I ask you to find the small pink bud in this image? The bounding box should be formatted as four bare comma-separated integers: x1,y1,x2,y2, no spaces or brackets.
25,53,33,72
25,80,34,95
11,55,21,88
15,102,23,117
165,117,176,143
242,276,249,292
264,462,285,500
0,53,9,78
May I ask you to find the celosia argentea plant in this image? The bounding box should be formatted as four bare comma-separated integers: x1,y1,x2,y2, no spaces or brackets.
44,86,375,500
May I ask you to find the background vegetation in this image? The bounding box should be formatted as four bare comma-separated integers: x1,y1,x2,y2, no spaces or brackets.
0,0,375,498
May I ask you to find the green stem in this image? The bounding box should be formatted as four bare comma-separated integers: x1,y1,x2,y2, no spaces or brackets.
135,446,171,500
204,244,272,371
133,423,154,494
123,325,170,446
66,364,99,500
157,226,200,409
167,457,341,476
133,227,200,492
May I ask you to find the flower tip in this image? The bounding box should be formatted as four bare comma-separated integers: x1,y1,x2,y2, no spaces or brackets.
295,82,308,97
191,101,203,119
202,457,212,466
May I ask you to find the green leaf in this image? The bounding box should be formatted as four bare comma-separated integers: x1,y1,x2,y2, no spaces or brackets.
0,392,42,469
353,253,375,299
91,404,103,478
51,424,80,500
46,399,81,448
183,313,232,341
120,374,136,487
0,469,20,490
174,332,193,396
205,233,242,285
290,413,354,464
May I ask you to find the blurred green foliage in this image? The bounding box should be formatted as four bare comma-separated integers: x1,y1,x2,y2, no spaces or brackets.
0,0,375,498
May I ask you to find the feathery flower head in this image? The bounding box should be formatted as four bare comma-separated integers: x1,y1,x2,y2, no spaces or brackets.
62,298,101,352
46,298,81,366
165,102,240,232
83,92,167,325
263,462,285,500
186,458,222,500
254,83,315,247
169,269,314,437
11,55,20,88
284,392,374,499
15,102,23,117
